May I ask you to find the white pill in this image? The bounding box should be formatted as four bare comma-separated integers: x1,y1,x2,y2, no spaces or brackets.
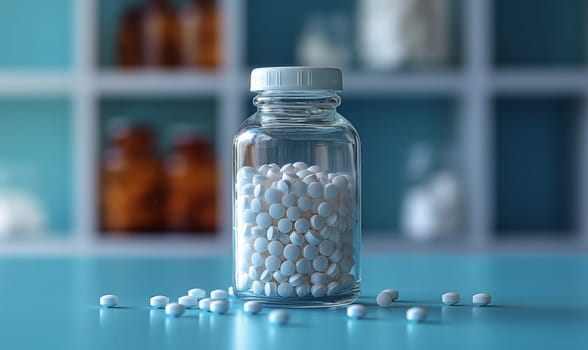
292,181,307,197
267,226,279,240
317,202,333,217
267,240,284,256
150,295,169,308
248,266,260,280
273,271,288,283
268,169,281,180
310,215,325,230
326,213,338,226
296,284,311,297
332,175,348,189
442,292,460,305
254,237,269,253
268,310,290,325
313,255,328,272
253,174,268,184
296,259,311,274
250,198,262,213
199,297,213,311
265,255,281,271
253,184,265,198
339,273,355,289
256,212,272,228
251,252,264,267
210,300,229,314
277,218,292,233
281,163,296,174
252,280,264,295
244,301,262,315
329,249,343,263
319,240,335,256
265,282,277,296
100,294,118,308
311,284,327,297
289,274,305,287
406,307,427,322
211,289,228,300
269,203,285,219
376,291,393,307
303,174,318,184
259,270,273,283
308,182,323,198
242,209,255,224
326,263,340,278
327,281,341,296
289,231,305,246
304,231,321,245
265,188,282,203
281,193,296,207
297,196,312,211
324,183,338,200
283,244,300,261
383,289,399,301
251,226,265,237
279,260,295,276
240,183,255,196
286,207,301,221
472,293,491,306
347,304,367,319
178,295,198,308
294,218,310,232
278,233,290,244
165,303,185,317
310,272,327,284
293,161,308,170
237,166,255,180
303,244,319,260
277,282,295,297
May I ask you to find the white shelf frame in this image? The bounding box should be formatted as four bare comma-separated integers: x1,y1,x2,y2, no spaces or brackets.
0,0,585,254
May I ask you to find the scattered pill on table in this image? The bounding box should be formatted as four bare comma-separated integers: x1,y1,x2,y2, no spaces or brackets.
406,307,427,322
442,292,460,305
472,293,491,306
243,301,262,315
165,303,185,317
100,294,118,308
211,289,228,300
382,289,399,301
210,300,229,314
188,288,206,299
346,304,367,319
199,297,212,311
376,290,393,307
150,295,169,308
268,310,290,325
178,295,198,308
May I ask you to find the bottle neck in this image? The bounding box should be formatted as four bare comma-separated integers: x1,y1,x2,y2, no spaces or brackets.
253,90,341,120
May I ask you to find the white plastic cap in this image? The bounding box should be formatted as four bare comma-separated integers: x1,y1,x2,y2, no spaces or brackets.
250,67,343,92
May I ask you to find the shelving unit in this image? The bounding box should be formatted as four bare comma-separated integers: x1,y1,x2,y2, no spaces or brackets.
0,0,586,254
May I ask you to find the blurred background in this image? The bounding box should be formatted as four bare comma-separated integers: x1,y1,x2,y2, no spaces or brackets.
0,0,586,254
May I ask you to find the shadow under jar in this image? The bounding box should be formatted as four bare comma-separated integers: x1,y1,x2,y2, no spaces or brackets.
233,67,361,307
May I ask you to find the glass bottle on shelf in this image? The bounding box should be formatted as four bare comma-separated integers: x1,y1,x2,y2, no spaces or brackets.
164,127,218,232
101,122,164,233
116,6,143,68
179,0,220,69
143,0,181,68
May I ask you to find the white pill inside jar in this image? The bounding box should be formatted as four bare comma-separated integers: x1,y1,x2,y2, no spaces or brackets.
250,198,262,213
472,293,491,306
265,255,281,271
311,272,327,284
313,255,328,272
100,294,118,308
442,292,460,305
251,280,264,295
296,259,311,274
211,289,228,300
280,260,296,276
243,301,262,315
178,295,198,308
296,284,311,297
283,244,300,261
317,202,333,217
324,183,338,200
310,215,325,230
311,284,327,297
259,270,272,283
303,244,319,260
289,231,305,246
267,240,284,256
165,303,185,317
281,193,297,207
293,181,307,197
347,304,367,319
294,218,310,233
251,252,264,267
277,218,292,233
289,274,305,287
304,231,321,245
150,295,169,308
265,282,277,296
265,188,282,203
267,226,279,240
269,203,285,219
273,271,287,283
256,212,272,228
297,196,312,211
277,282,295,297
319,240,335,256
210,300,229,314
308,182,323,198
253,237,269,253
406,307,427,322
286,207,301,221
251,226,265,237
268,310,290,325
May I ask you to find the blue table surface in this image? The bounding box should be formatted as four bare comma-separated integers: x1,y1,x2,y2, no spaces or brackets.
0,254,587,349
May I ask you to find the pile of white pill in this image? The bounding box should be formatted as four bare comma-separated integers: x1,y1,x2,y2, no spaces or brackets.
235,162,358,298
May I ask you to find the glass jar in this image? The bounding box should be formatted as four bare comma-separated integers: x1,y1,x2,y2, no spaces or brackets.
232,67,361,307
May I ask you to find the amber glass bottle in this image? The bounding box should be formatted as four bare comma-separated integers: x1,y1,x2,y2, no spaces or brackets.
101,124,164,233
165,131,217,232
116,6,143,67
180,0,220,69
142,0,181,67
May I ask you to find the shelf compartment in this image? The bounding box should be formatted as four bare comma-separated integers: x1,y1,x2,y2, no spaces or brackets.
98,96,219,235
340,96,461,237
494,95,579,234
0,97,73,236
493,0,586,67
